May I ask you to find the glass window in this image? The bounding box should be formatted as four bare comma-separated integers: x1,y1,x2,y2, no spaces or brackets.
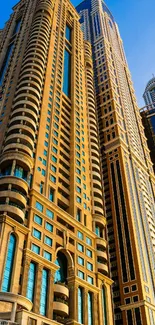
42,159,46,166
0,43,14,86
50,175,56,183
26,262,36,302
34,214,42,225
1,233,16,292
77,196,81,203
49,188,54,202
45,222,53,232
40,269,48,316
78,256,84,266
63,49,71,98
78,287,83,324
86,249,92,258
78,270,84,279
52,147,57,154
44,236,52,247
43,251,52,261
31,244,40,254
51,155,57,163
66,25,71,42
86,237,92,246
87,262,93,271
77,231,83,240
35,201,43,212
76,208,81,222
51,165,57,173
44,141,48,147
46,209,54,219
42,169,46,176
76,177,81,184
87,276,93,285
77,243,84,252
88,292,93,325
33,228,41,240
44,150,47,156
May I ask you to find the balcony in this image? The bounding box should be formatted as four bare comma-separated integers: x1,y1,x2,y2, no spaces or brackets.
54,284,69,298
0,204,25,223
53,301,69,317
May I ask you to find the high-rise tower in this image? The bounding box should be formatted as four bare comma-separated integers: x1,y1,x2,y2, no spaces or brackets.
0,0,114,324
76,1,155,324
143,77,155,108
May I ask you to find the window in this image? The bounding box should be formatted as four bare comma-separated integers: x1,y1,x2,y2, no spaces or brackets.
76,208,81,222
40,269,48,316
1,233,16,292
42,169,46,176
33,228,41,240
87,276,93,285
78,287,83,324
26,263,36,302
77,243,84,252
42,159,46,166
34,215,42,225
31,244,40,254
77,231,83,240
76,177,81,184
44,150,47,156
50,175,56,183
45,222,53,232
46,209,54,219
51,165,57,173
77,196,81,203
44,236,52,247
87,262,93,271
86,249,92,258
52,147,57,154
88,292,93,325
35,201,43,212
78,270,84,279
86,237,92,246
66,25,71,42
78,256,84,266
51,155,57,163
49,188,54,202
44,141,48,147
44,251,52,261
63,49,71,98
0,43,14,86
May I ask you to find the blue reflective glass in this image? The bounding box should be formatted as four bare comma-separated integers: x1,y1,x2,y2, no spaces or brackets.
40,269,48,316
78,287,83,324
13,19,21,35
63,49,71,98
0,43,14,86
26,262,36,302
2,234,16,292
46,209,54,219
88,292,93,325
65,25,71,42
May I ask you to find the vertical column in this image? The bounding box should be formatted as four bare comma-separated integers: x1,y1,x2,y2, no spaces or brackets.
21,256,31,296
47,271,55,319
84,289,88,325
68,282,78,320
93,293,99,325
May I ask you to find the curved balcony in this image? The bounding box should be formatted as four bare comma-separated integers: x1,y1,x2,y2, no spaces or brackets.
53,301,69,317
0,190,26,208
96,250,107,261
0,204,25,223
0,176,28,195
97,263,108,275
0,151,33,171
95,237,107,250
54,284,69,298
3,143,32,157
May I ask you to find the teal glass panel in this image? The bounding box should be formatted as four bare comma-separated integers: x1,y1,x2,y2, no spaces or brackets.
40,269,48,316
88,292,93,325
63,49,71,98
78,287,83,324
1,234,16,292
26,262,36,302
66,25,71,42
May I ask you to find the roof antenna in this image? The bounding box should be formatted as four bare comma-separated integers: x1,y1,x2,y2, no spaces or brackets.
152,73,155,78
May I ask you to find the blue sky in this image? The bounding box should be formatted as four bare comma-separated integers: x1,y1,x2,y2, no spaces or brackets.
1,0,155,107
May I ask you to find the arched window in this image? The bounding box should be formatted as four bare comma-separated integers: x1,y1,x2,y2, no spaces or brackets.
102,286,107,325
78,287,83,324
26,262,36,302
88,292,93,325
54,251,67,283
2,233,16,292
40,269,48,316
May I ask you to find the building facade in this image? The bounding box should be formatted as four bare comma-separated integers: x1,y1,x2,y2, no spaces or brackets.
143,77,155,108
141,78,155,172
0,0,114,324
76,1,155,325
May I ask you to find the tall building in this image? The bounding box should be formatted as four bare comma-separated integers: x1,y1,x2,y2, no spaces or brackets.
140,78,155,172
0,0,114,325
0,1,155,325
143,77,155,107
76,1,155,324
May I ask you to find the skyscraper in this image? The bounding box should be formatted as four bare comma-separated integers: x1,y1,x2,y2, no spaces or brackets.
143,77,155,108
76,1,155,324
0,1,155,325
0,0,114,324
140,78,155,172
